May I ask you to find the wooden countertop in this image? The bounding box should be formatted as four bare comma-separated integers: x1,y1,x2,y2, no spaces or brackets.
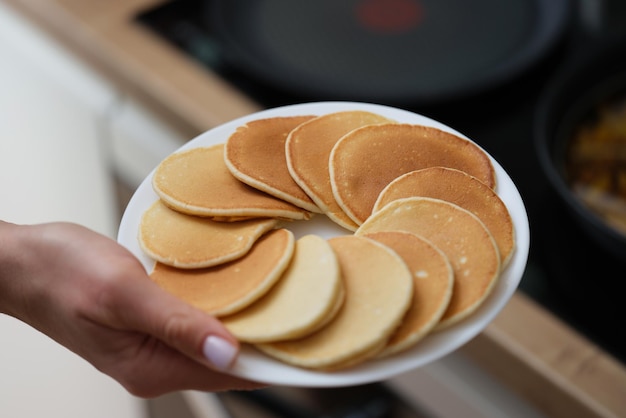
6,1,625,416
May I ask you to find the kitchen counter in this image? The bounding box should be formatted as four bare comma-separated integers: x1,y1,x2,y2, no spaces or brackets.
5,0,625,416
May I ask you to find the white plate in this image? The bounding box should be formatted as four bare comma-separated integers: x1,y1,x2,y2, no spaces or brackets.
117,101,530,387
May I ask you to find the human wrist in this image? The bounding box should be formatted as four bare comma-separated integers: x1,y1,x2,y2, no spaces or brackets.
0,221,37,318
0,221,16,315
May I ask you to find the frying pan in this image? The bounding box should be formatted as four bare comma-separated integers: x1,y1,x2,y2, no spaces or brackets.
207,0,571,105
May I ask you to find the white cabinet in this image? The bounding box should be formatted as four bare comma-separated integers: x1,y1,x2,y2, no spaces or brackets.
0,5,117,236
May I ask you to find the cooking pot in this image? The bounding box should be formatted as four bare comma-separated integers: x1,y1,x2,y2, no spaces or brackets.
535,36,626,262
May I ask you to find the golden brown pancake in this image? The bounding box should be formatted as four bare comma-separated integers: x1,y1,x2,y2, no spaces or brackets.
329,123,496,225
150,228,295,316
374,167,515,266
224,116,321,213
139,200,279,268
285,111,393,230
363,231,453,356
221,235,343,343
256,235,413,370
152,144,312,220
356,197,500,329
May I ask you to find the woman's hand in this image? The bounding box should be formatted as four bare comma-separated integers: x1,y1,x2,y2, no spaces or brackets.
0,221,262,397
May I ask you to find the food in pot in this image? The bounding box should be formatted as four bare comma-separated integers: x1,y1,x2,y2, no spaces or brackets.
565,93,626,235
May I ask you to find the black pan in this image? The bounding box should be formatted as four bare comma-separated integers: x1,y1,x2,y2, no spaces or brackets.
207,0,571,105
535,36,626,262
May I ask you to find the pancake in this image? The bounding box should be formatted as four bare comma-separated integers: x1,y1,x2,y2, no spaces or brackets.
150,228,295,316
221,235,343,343
224,116,321,213
138,200,279,268
356,197,500,329
363,231,453,357
285,110,392,230
152,144,312,221
320,339,388,372
256,235,413,370
329,123,496,225
374,167,515,266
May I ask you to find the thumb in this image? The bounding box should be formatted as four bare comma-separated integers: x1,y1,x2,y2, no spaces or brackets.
113,276,240,372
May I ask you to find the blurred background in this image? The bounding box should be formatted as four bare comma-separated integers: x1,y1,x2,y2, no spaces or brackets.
1,0,625,417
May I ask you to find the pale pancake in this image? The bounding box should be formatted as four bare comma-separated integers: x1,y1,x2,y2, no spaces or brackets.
304,284,346,335
356,197,500,329
138,200,279,269
221,235,343,343
363,231,453,357
329,123,496,225
256,235,413,370
320,340,388,372
224,116,321,213
374,167,515,266
285,111,392,230
150,229,295,316
152,144,312,220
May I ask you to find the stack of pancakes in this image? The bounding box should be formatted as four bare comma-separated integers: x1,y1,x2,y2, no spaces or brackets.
138,111,515,371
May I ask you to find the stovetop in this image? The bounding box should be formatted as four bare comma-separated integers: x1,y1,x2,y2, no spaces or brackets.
136,0,626,363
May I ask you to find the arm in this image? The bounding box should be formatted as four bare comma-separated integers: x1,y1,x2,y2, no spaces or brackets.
0,221,260,397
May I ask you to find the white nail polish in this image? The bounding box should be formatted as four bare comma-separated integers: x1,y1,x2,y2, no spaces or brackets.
202,335,237,371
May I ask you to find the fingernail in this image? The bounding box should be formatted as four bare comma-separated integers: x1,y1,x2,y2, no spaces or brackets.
202,335,237,371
